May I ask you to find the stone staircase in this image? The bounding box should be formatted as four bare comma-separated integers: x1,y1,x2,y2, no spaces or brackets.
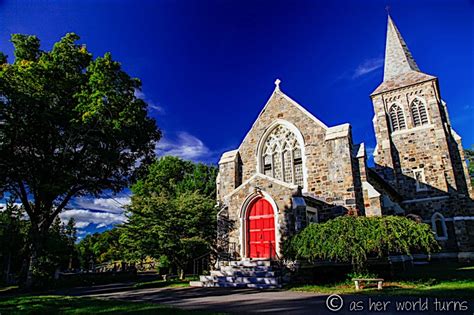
190,260,282,289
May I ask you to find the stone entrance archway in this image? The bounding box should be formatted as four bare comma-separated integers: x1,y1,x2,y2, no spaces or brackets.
246,198,276,259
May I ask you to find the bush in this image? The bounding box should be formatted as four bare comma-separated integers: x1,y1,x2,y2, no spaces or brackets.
284,216,439,272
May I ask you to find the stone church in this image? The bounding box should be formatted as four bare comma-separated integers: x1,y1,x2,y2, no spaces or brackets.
216,16,474,261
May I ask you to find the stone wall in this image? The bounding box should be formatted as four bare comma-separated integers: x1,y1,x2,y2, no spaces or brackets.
219,174,298,259
236,89,362,213
371,78,474,252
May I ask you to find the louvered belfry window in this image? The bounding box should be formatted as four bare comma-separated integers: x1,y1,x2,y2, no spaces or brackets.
410,98,428,127
389,104,406,131
261,125,304,187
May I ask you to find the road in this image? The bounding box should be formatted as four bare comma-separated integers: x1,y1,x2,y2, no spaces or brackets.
56,283,473,315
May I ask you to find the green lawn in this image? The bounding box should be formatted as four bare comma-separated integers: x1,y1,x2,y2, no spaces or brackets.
288,262,474,298
0,295,219,314
133,278,193,289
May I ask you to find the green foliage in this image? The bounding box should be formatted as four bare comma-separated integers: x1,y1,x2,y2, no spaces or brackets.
0,199,29,284
0,32,160,287
10,34,41,61
76,227,124,269
0,201,78,287
464,147,474,187
284,216,440,272
120,156,218,276
132,156,217,199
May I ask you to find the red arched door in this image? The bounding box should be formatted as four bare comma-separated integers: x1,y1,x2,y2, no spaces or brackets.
247,198,276,259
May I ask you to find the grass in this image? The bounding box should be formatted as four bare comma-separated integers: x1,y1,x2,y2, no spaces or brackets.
288,262,474,298
0,295,219,314
133,278,193,289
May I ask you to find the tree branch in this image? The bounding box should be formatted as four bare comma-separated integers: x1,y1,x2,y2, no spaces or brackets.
17,181,33,218
43,186,82,231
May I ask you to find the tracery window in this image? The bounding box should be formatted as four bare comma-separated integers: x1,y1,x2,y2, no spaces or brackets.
410,98,428,127
389,104,406,131
261,125,304,187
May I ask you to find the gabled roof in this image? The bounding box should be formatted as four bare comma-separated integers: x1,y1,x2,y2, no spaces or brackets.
238,82,328,150
371,70,436,96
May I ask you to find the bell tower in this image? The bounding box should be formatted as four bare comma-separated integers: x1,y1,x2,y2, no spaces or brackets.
370,15,473,206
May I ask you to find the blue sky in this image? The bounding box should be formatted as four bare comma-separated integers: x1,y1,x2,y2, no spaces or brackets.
1,0,473,237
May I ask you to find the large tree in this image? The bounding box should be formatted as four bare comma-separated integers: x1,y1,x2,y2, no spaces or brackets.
120,156,217,278
0,33,160,287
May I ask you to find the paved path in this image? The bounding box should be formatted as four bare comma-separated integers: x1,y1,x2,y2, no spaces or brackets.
61,285,473,315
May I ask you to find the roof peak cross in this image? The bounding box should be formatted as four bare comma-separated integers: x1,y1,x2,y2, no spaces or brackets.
274,78,281,90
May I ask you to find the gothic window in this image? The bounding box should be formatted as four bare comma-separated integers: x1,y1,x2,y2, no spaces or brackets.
260,124,304,187
263,154,272,177
283,148,292,183
410,98,429,127
413,168,428,191
293,147,303,186
389,104,406,131
431,212,448,240
272,151,282,181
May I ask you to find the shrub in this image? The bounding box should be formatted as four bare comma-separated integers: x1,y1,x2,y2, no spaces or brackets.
284,216,440,272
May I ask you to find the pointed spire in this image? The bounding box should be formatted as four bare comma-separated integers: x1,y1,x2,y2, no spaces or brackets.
383,15,420,81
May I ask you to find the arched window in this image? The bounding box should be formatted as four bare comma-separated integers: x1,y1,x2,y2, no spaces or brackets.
431,212,448,240
410,98,429,127
260,124,304,187
389,104,406,131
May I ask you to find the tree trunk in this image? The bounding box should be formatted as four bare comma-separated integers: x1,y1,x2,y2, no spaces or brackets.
4,251,11,284
25,233,44,289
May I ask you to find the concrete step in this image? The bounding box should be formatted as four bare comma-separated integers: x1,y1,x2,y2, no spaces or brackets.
229,260,271,267
225,277,279,285
199,275,214,282
211,270,277,277
189,281,203,287
201,275,279,285
220,265,273,272
190,280,281,289
194,259,283,290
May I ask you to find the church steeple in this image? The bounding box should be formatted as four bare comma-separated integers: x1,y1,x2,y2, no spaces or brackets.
383,15,420,81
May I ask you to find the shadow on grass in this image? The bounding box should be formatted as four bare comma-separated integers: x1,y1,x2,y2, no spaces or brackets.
0,295,221,315
287,262,474,299
134,278,196,290
287,280,474,299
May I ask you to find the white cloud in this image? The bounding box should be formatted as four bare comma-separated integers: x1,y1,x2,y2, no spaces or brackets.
75,221,92,229
352,58,383,79
0,202,23,211
74,197,130,214
59,209,126,229
155,132,213,162
134,89,164,114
